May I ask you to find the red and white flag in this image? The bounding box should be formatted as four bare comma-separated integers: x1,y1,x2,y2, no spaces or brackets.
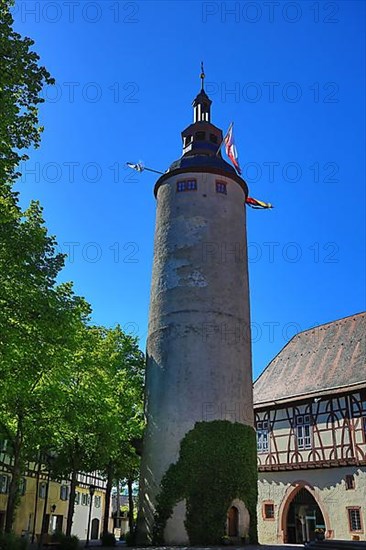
223,122,241,175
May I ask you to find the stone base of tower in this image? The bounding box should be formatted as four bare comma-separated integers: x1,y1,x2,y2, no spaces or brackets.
136,500,189,545
164,501,189,544
136,456,190,545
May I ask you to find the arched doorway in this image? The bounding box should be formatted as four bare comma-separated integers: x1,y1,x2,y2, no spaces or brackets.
91,518,99,540
285,487,325,543
227,506,239,537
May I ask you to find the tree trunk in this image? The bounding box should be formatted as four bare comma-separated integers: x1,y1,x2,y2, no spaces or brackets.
115,480,120,529
127,478,134,534
102,462,113,535
5,420,23,533
66,469,78,536
31,461,42,543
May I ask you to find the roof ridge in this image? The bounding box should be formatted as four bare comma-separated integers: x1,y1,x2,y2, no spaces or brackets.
298,311,365,336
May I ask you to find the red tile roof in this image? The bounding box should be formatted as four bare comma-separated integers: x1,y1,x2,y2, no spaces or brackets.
253,312,366,406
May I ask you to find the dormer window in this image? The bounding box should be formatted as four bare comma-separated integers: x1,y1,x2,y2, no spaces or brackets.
195,131,205,141
210,133,218,144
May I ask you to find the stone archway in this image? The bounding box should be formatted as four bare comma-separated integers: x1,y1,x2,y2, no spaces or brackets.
279,483,329,544
226,499,250,539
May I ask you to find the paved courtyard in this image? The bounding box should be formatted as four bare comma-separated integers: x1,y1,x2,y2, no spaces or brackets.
29,542,304,549
76,544,304,549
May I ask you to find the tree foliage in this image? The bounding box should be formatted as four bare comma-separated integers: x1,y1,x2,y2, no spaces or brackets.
35,325,145,536
0,195,90,531
0,1,146,535
0,0,54,185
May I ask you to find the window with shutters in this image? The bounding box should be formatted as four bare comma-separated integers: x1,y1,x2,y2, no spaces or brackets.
296,414,312,449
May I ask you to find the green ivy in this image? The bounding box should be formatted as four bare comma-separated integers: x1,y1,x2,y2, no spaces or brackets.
153,420,258,545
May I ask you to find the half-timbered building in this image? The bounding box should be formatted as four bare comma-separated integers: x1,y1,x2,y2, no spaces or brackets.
254,312,366,544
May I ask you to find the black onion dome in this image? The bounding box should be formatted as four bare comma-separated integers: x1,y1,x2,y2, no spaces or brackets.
154,154,248,197
168,154,237,175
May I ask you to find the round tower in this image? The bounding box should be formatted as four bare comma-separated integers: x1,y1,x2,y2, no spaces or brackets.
137,76,257,545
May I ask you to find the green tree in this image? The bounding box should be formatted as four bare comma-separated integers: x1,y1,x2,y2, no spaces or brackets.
0,198,90,532
0,0,93,531
44,325,145,537
0,0,54,185
98,327,144,536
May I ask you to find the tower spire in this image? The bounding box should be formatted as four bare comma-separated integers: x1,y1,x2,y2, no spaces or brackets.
192,64,212,123
200,61,205,91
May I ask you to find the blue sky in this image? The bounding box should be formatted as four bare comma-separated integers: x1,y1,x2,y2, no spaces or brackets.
13,0,365,380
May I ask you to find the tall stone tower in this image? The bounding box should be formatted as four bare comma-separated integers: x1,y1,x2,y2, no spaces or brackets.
137,75,257,545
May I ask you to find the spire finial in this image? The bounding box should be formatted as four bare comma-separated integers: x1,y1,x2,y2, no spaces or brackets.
200,61,205,91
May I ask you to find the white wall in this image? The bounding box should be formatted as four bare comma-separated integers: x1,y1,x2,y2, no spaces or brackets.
258,467,366,544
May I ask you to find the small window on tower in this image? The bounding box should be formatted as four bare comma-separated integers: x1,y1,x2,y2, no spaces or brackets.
195,131,205,141
186,179,197,191
184,135,192,146
216,181,227,195
176,180,197,193
210,133,218,144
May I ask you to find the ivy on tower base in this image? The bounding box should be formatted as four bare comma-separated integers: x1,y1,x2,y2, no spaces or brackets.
153,420,258,545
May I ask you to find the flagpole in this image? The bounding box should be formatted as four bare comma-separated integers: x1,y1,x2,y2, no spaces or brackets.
126,162,164,175
143,167,164,175
215,121,233,157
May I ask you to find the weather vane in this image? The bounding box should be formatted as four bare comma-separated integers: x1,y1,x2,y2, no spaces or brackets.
200,61,205,91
